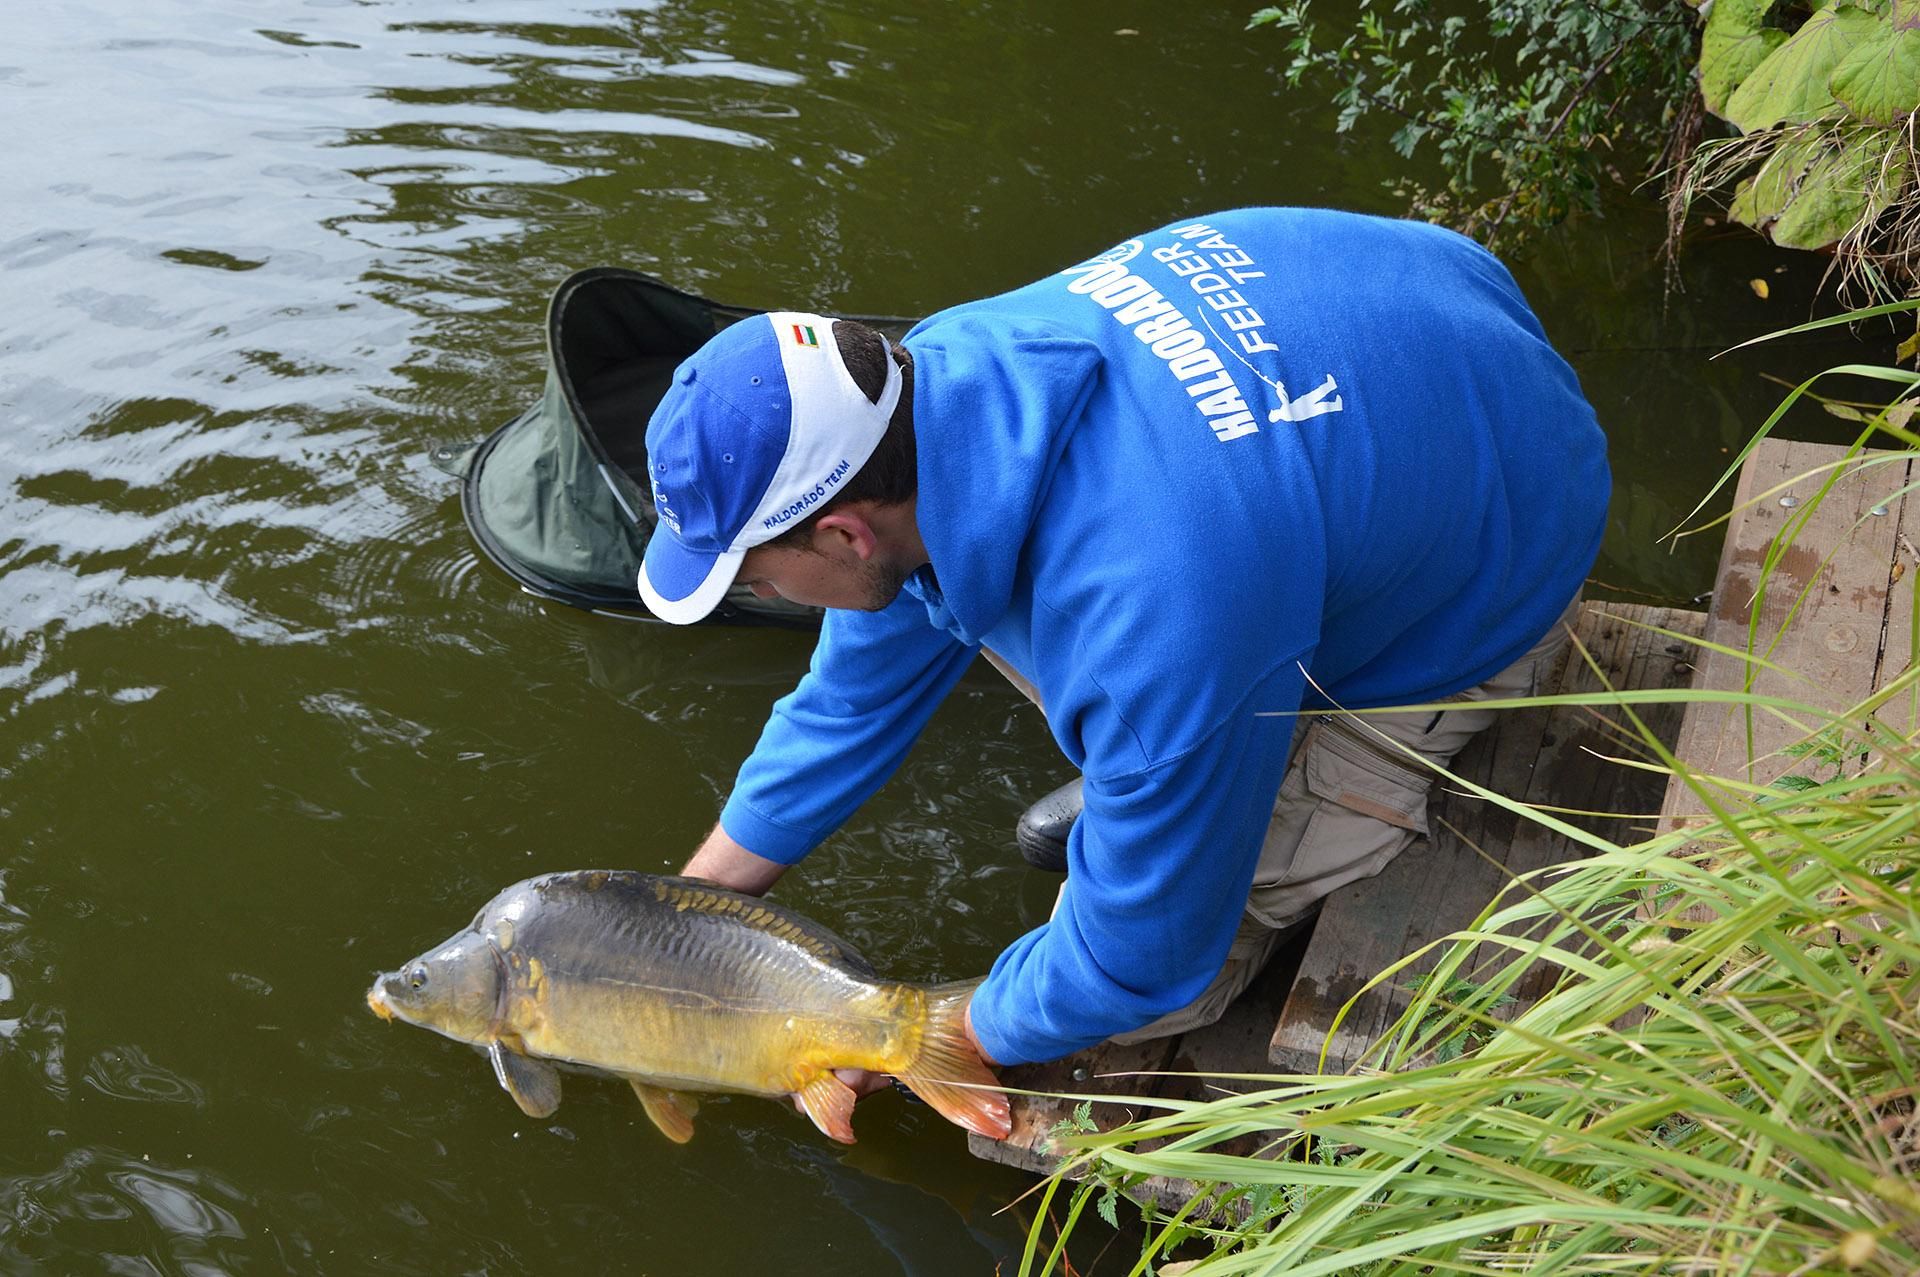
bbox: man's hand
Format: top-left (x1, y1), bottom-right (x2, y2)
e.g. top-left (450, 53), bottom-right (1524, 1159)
top-left (788, 997), bottom-right (1000, 1126)
top-left (685, 826), bottom-right (1006, 1127)
top-left (681, 821), bottom-right (787, 896)
top-left (787, 1067), bottom-right (892, 1120)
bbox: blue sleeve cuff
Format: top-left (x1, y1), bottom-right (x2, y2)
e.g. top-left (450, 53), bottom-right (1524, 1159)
top-left (970, 928), bottom-right (1103, 1066)
top-left (970, 982), bottom-right (1039, 1068)
top-left (717, 792), bottom-right (824, 867)
top-left (966, 660), bottom-right (1310, 1066)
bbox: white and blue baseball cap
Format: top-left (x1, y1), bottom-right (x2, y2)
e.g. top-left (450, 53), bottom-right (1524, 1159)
top-left (638, 311), bottom-right (903, 624)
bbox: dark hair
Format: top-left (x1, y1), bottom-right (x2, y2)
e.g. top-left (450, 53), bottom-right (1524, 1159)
top-left (768, 319), bottom-right (916, 548)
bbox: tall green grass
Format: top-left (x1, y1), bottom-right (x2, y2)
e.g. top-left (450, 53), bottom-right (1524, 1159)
top-left (1019, 327), bottom-right (1920, 1276)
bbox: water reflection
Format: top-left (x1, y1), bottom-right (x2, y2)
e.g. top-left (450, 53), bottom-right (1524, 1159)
top-left (5, 0), bottom-right (839, 691)
top-left (0, 1006), bottom-right (68, 1098)
top-left (803, 1141), bottom-right (1023, 1276)
top-left (0, 0), bottom-right (1864, 1273)
top-left (1, 1149), bottom-right (250, 1271)
top-left (82, 1046), bottom-right (208, 1108)
top-left (0, 873), bottom-right (65, 1104)
top-left (107, 1165), bottom-right (246, 1241)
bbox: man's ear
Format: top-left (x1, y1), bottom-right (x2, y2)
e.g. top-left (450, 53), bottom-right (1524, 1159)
top-left (812, 509), bottom-right (879, 562)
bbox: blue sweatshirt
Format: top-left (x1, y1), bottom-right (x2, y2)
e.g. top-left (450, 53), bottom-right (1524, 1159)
top-left (719, 208), bottom-right (1609, 1065)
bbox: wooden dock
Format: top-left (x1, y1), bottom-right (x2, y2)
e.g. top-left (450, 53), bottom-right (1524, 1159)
top-left (970, 437), bottom-right (1920, 1214)
top-left (1658, 438), bottom-right (1920, 829)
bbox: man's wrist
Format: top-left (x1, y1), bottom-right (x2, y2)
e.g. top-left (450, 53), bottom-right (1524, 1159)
top-left (681, 821), bottom-right (787, 896)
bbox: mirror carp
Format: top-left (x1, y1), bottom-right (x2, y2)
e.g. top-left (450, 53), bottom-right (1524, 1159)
top-left (366, 870), bottom-right (1011, 1145)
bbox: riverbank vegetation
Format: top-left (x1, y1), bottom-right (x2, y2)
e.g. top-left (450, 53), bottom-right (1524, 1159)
top-left (1250, 0), bottom-right (1696, 247)
top-left (1259, 0), bottom-right (1920, 299)
top-left (1017, 317), bottom-right (1920, 1273)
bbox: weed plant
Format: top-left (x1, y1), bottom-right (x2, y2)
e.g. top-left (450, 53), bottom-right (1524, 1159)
top-left (1018, 317), bottom-right (1920, 1276)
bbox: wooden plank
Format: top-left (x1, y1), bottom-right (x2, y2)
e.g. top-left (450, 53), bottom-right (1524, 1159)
top-left (1122, 929), bottom-right (1312, 1217)
top-left (1266, 811), bottom-right (1479, 1074)
top-left (1468, 605), bottom-right (1704, 1007)
top-left (1271, 602), bottom-right (1705, 1073)
top-left (1869, 456), bottom-right (1920, 742)
top-left (1660, 440), bottom-right (1910, 826)
top-left (969, 1033), bottom-right (1180, 1179)
top-left (1269, 625), bottom-right (1570, 1075)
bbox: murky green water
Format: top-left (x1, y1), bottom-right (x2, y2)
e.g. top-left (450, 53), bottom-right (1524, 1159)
top-left (0, 2), bottom-right (1878, 1272)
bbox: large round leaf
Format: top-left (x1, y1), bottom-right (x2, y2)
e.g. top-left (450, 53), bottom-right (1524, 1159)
top-left (1725, 4), bottom-right (1884, 130)
top-left (1830, 13), bottom-right (1920, 122)
top-left (1701, 0), bottom-right (1790, 116)
top-left (1728, 131), bottom-right (1826, 232)
top-left (1729, 126), bottom-right (1909, 248)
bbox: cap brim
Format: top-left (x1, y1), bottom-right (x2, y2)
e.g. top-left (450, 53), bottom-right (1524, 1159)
top-left (638, 533), bottom-right (746, 625)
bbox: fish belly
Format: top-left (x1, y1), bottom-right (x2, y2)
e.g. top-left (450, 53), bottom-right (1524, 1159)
top-left (525, 974), bottom-right (915, 1096)
top-left (501, 887), bottom-right (924, 1097)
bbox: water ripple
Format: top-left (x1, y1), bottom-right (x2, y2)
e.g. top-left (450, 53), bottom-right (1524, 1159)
top-left (82, 1044), bottom-right (209, 1108)
top-left (0, 1148), bottom-right (252, 1270)
top-left (0, 1004), bottom-right (68, 1096)
top-left (370, 103), bottom-right (770, 148)
top-left (329, 505), bottom-right (492, 616)
top-left (107, 1165), bottom-right (246, 1240)
top-left (0, 870), bottom-right (67, 1098)
top-left (300, 691), bottom-right (432, 754)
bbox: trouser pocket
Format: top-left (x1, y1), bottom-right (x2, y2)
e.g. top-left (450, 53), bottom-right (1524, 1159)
top-left (1247, 719), bottom-right (1435, 930)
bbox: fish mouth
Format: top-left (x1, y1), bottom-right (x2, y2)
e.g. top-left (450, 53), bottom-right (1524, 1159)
top-left (366, 982), bottom-right (395, 1023)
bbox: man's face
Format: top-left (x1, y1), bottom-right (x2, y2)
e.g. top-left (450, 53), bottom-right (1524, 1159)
top-left (737, 540), bottom-right (908, 613)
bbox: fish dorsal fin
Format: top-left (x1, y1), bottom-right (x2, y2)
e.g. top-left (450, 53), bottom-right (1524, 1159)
top-left (654, 877), bottom-right (875, 976)
top-left (489, 1040), bottom-right (562, 1119)
top-left (628, 1079), bottom-right (699, 1144)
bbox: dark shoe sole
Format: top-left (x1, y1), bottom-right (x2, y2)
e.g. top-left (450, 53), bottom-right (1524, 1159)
top-left (1014, 776), bottom-right (1082, 873)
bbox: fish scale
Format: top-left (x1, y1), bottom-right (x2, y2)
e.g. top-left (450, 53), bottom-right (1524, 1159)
top-left (367, 869), bottom-right (1009, 1145)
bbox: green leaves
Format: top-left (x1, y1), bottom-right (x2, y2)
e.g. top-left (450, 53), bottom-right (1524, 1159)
top-left (1728, 125), bottom-right (1909, 249)
top-left (1724, 3), bottom-right (1883, 130)
top-left (1700, 0), bottom-right (1790, 115)
top-left (1249, 0), bottom-right (1697, 247)
top-left (1270, 0), bottom-right (1920, 279)
top-left (1692, 2), bottom-right (1920, 255)
top-left (1830, 20), bottom-right (1920, 121)
top-left (1703, 0), bottom-right (1920, 133)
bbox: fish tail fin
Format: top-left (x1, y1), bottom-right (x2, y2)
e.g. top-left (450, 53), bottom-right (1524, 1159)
top-left (896, 979), bottom-right (1011, 1141)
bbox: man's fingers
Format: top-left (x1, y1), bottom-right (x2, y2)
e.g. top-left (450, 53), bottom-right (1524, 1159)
top-left (791, 1068), bottom-right (891, 1113)
top-left (837, 1068), bottom-right (891, 1099)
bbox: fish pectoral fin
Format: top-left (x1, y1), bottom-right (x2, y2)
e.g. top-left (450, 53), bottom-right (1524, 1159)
top-left (628, 1080), bottom-right (698, 1144)
top-left (488, 1040), bottom-right (562, 1119)
top-left (795, 1071), bottom-right (859, 1145)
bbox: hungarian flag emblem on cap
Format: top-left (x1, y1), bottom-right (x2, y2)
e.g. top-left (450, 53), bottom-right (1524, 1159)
top-left (791, 323), bottom-right (819, 347)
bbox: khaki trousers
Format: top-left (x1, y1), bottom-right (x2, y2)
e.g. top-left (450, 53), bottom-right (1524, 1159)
top-left (987, 599), bottom-right (1578, 1045)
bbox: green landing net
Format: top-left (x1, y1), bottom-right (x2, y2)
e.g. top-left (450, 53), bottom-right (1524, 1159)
top-left (450, 267), bottom-right (909, 627)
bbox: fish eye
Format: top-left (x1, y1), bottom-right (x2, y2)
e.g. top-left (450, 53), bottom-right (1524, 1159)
top-left (408, 965), bottom-right (429, 990)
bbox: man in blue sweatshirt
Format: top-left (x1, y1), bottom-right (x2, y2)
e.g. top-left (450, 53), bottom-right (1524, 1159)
top-left (635, 208), bottom-right (1610, 1098)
